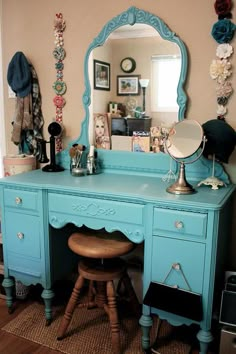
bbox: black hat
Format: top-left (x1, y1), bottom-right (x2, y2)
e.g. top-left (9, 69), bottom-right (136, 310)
top-left (202, 119), bottom-right (236, 163)
top-left (7, 51), bottom-right (32, 97)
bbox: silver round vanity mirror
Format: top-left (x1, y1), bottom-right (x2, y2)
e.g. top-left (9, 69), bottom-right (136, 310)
top-left (165, 120), bottom-right (205, 194)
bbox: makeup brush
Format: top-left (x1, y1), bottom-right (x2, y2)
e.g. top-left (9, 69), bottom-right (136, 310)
top-left (77, 144), bottom-right (84, 151)
top-left (75, 145), bottom-right (86, 168)
top-left (69, 147), bottom-right (77, 159)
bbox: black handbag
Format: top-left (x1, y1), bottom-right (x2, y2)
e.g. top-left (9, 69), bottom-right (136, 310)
top-left (143, 263), bottom-right (203, 322)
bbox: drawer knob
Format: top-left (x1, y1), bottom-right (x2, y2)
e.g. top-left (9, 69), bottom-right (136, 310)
top-left (175, 221), bottom-right (184, 229)
top-left (172, 263), bottom-right (180, 270)
top-left (15, 197), bottom-right (22, 205)
top-left (17, 232), bottom-right (24, 240)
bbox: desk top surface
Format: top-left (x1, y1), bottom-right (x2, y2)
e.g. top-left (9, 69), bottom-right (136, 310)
top-left (0, 169), bottom-right (235, 210)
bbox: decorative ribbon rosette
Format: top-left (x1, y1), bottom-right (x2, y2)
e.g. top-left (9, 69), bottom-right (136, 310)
top-left (210, 0), bottom-right (236, 120)
top-left (214, 0), bottom-right (232, 19)
top-left (53, 13), bottom-right (66, 152)
top-left (53, 80), bottom-right (67, 95)
top-left (53, 95), bottom-right (66, 108)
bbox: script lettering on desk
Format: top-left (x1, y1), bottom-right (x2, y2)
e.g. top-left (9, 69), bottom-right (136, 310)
top-left (72, 203), bottom-right (116, 217)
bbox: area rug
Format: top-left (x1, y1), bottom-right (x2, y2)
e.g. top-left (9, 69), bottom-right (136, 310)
top-left (2, 301), bottom-right (191, 354)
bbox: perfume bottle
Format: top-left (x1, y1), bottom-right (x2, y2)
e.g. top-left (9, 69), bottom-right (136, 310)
top-left (70, 157), bottom-right (77, 173)
top-left (87, 145), bottom-right (96, 174)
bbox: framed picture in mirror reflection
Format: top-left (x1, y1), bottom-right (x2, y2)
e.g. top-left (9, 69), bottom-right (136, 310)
top-left (117, 75), bottom-right (140, 96)
top-left (94, 60), bottom-right (110, 91)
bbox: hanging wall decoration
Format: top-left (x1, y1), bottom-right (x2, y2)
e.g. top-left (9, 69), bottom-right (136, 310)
top-left (53, 13), bottom-right (66, 152)
top-left (198, 1), bottom-right (236, 189)
top-left (210, 0), bottom-right (236, 120)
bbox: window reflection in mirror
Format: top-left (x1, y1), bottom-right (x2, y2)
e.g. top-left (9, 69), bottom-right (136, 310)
top-left (151, 55), bottom-right (181, 115)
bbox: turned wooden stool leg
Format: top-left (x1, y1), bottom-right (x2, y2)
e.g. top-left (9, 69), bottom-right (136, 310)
top-left (121, 271), bottom-right (141, 317)
top-left (96, 281), bottom-right (107, 308)
top-left (105, 280), bottom-right (121, 354)
top-left (86, 280), bottom-right (97, 309)
top-left (57, 274), bottom-right (85, 339)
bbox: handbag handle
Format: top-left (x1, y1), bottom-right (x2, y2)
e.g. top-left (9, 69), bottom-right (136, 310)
top-left (163, 263), bottom-right (192, 291)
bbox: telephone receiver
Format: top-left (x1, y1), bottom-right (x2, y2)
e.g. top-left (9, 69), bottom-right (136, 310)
top-left (37, 122), bottom-right (64, 172)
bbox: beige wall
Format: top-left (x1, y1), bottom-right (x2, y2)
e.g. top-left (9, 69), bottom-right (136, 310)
top-left (2, 0), bottom-right (236, 266)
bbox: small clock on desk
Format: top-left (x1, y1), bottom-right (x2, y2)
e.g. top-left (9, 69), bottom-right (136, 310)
top-left (120, 57), bottom-right (136, 73)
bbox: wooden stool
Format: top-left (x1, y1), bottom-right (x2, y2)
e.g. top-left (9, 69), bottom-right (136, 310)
top-left (57, 230), bottom-right (140, 354)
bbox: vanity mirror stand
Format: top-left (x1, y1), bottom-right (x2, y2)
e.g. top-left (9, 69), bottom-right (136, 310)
top-left (0, 7), bottom-right (235, 354)
top-left (165, 120), bottom-right (206, 195)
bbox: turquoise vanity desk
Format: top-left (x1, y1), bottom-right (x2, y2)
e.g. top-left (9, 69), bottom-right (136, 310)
top-left (0, 164), bottom-right (234, 354)
top-left (0, 7), bottom-right (235, 354)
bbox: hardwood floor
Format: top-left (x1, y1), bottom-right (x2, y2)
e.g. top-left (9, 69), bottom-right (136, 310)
top-left (0, 296), bottom-right (219, 354)
top-left (0, 298), bottom-right (61, 354)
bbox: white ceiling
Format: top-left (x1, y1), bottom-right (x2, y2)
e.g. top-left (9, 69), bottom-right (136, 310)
top-left (109, 24), bottom-right (159, 40)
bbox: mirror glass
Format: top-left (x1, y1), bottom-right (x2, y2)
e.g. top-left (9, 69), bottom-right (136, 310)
top-left (167, 120), bottom-right (203, 159)
top-left (92, 24), bottom-right (181, 130)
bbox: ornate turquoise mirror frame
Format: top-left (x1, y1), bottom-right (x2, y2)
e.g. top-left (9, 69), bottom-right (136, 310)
top-left (57, 6), bottom-right (229, 183)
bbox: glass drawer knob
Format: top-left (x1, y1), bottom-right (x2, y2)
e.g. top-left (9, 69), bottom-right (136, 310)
top-left (175, 221), bottom-right (183, 229)
top-left (17, 232), bottom-right (24, 240)
top-left (15, 197), bottom-right (22, 205)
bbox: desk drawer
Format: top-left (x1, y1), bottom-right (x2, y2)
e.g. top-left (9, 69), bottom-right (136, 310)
top-left (8, 253), bottom-right (42, 278)
top-left (152, 236), bottom-right (205, 294)
top-left (153, 208), bottom-right (207, 240)
top-left (5, 212), bottom-right (41, 259)
top-left (4, 188), bottom-right (39, 213)
top-left (48, 193), bottom-right (144, 225)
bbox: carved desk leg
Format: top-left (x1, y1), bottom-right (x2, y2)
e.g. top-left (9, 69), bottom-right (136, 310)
top-left (2, 277), bottom-right (14, 314)
top-left (197, 329), bottom-right (213, 354)
top-left (41, 288), bottom-right (55, 326)
top-left (139, 313), bottom-right (153, 350)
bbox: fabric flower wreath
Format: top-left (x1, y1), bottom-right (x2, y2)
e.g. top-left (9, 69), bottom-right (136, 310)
top-left (217, 104), bottom-right (227, 116)
top-left (53, 47), bottom-right (65, 61)
top-left (210, 59), bottom-right (232, 83)
top-left (210, 0), bottom-right (235, 121)
top-left (56, 71), bottom-right (63, 79)
top-left (211, 19), bottom-right (235, 43)
top-left (214, 0), bottom-right (232, 18)
top-left (53, 95), bottom-right (66, 108)
top-left (216, 43), bottom-right (233, 58)
top-left (54, 13), bottom-right (66, 32)
top-left (55, 62), bottom-right (64, 71)
top-left (53, 80), bottom-right (67, 95)
top-left (216, 80), bottom-right (233, 97)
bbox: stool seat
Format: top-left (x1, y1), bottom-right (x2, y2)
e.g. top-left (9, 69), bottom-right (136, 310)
top-left (69, 230), bottom-right (135, 258)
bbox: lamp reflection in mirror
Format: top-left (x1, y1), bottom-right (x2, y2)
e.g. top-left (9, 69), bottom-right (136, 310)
top-left (139, 79), bottom-right (149, 117)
